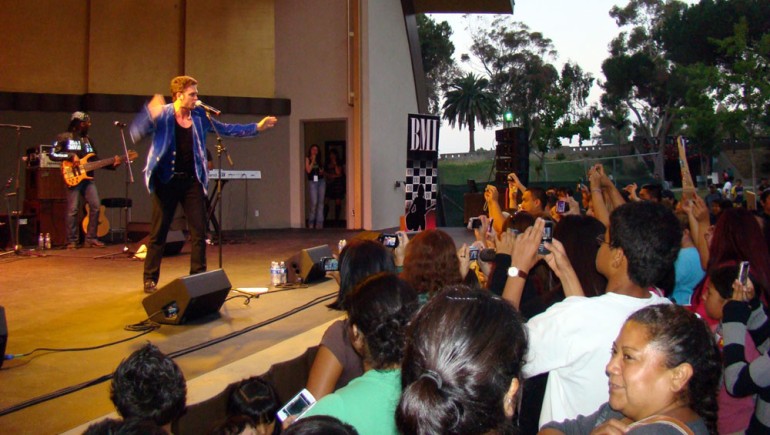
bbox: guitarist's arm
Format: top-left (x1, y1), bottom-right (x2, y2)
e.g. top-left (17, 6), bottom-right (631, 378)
top-left (50, 136), bottom-right (78, 163)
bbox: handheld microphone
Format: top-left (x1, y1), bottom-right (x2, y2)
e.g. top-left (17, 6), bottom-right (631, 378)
top-left (113, 121), bottom-right (127, 128)
top-left (195, 100), bottom-right (222, 116)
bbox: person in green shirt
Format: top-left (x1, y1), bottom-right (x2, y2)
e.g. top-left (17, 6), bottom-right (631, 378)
top-left (302, 273), bottom-right (418, 435)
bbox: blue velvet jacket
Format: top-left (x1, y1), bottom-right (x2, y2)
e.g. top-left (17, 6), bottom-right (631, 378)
top-left (129, 103), bottom-right (259, 193)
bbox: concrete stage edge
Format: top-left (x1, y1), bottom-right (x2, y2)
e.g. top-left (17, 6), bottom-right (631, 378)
top-left (0, 227), bottom-right (474, 434)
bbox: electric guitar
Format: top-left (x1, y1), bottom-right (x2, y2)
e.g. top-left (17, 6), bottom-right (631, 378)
top-left (82, 205), bottom-right (110, 238)
top-left (61, 150), bottom-right (138, 187)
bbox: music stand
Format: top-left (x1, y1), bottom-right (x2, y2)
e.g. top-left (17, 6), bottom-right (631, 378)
top-left (0, 123), bottom-right (32, 256)
top-left (95, 123), bottom-right (136, 259)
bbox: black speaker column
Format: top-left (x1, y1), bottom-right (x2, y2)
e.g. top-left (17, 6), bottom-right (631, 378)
top-left (495, 127), bottom-right (529, 186)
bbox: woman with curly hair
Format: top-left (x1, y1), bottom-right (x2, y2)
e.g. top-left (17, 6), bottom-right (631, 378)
top-left (303, 272), bottom-right (418, 435)
top-left (541, 304), bottom-right (721, 435)
top-left (401, 229), bottom-right (463, 300)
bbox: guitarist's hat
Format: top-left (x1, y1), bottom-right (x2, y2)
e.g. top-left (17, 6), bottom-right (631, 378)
top-left (71, 111), bottom-right (90, 122)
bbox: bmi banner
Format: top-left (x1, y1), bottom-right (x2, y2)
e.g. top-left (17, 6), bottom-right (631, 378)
top-left (404, 114), bottom-right (440, 231)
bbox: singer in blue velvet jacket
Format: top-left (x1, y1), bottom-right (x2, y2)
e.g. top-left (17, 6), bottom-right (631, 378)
top-left (128, 75), bottom-right (277, 293)
top-left (129, 103), bottom-right (258, 194)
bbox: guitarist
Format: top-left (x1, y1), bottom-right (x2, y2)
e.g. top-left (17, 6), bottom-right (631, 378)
top-left (51, 111), bottom-right (121, 249)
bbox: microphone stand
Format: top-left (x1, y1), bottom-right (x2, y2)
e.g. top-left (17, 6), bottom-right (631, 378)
top-left (205, 111), bottom-right (234, 269)
top-left (0, 124), bottom-right (32, 255)
top-left (95, 124), bottom-right (135, 259)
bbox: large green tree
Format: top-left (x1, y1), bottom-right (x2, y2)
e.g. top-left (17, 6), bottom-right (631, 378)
top-left (467, 17), bottom-right (593, 178)
top-left (600, 0), bottom-right (690, 180)
top-left (417, 14), bottom-right (457, 115)
top-left (712, 20), bottom-right (770, 189)
top-left (441, 72), bottom-right (500, 153)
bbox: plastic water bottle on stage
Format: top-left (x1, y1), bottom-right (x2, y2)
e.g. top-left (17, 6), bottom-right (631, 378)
top-left (44, 233), bottom-right (51, 250)
top-left (279, 261), bottom-right (287, 284)
top-left (38, 233), bottom-right (44, 250)
top-left (270, 261), bottom-right (281, 286)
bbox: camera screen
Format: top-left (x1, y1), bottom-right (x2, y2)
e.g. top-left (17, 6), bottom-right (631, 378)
top-left (323, 258), bottom-right (338, 271)
top-left (382, 236), bottom-right (397, 247)
top-left (285, 394), bottom-right (312, 416)
top-left (469, 248), bottom-right (479, 260)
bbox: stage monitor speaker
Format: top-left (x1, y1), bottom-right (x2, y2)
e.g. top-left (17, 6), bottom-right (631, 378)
top-left (0, 306), bottom-right (7, 369)
top-left (142, 269), bottom-right (231, 325)
top-left (285, 245), bottom-right (332, 284)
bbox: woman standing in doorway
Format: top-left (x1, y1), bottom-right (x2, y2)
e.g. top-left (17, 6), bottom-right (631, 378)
top-left (305, 144), bottom-right (325, 229)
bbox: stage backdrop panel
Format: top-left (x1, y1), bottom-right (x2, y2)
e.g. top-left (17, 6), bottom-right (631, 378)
top-left (404, 114), bottom-right (439, 231)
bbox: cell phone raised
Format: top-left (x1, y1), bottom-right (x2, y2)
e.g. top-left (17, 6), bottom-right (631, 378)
top-left (556, 200), bottom-right (569, 214)
top-left (277, 388), bottom-right (316, 422)
top-left (738, 261), bottom-right (750, 286)
top-left (469, 247), bottom-right (479, 261)
top-left (538, 220), bottom-right (554, 255)
top-left (321, 257), bottom-right (339, 272)
top-left (377, 233), bottom-right (399, 248)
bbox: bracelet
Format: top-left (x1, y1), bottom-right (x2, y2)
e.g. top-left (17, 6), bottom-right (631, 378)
top-left (591, 188), bottom-right (602, 194)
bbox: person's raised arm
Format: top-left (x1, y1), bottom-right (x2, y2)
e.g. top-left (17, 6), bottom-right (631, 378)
top-left (597, 164), bottom-right (626, 209)
top-left (588, 166), bottom-right (610, 227)
top-left (502, 219), bottom-right (544, 309)
top-left (543, 239), bottom-right (584, 297)
top-left (511, 172), bottom-right (527, 193)
top-left (485, 185), bottom-right (505, 235)
top-left (257, 116), bottom-right (278, 131)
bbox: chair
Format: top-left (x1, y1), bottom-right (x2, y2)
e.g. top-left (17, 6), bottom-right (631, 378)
top-left (100, 197), bottom-right (132, 242)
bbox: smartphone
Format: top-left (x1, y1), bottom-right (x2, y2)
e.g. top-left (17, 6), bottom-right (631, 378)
top-left (738, 261), bottom-right (750, 286)
top-left (556, 200), bottom-right (569, 214)
top-left (321, 257), bottom-right (339, 272)
top-left (277, 388), bottom-right (316, 422)
top-left (538, 221), bottom-right (554, 255)
top-left (469, 247), bottom-right (479, 261)
top-left (378, 233), bottom-right (399, 248)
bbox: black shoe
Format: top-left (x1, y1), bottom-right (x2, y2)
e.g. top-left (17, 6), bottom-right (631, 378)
top-left (143, 280), bottom-right (157, 294)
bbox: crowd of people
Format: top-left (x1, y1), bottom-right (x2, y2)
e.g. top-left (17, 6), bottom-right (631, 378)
top-left (86, 164), bottom-right (769, 434)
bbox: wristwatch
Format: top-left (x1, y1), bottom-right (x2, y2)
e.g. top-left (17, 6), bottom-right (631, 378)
top-left (507, 266), bottom-right (528, 279)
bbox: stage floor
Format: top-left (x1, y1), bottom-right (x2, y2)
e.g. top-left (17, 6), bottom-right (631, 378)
top-left (0, 227), bottom-right (474, 434)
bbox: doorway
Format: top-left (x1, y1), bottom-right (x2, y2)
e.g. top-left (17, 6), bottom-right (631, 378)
top-left (302, 120), bottom-right (347, 229)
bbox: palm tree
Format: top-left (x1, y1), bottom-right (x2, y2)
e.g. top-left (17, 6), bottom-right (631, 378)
top-left (442, 73), bottom-right (500, 153)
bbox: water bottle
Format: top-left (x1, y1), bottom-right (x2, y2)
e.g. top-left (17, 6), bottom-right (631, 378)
top-left (279, 261), bottom-right (287, 284)
top-left (38, 233), bottom-right (45, 250)
top-left (270, 261), bottom-right (281, 286)
top-left (44, 233), bottom-right (51, 250)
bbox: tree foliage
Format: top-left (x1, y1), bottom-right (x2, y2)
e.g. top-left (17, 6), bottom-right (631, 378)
top-left (466, 17), bottom-right (593, 177)
top-left (441, 72), bottom-right (500, 153)
top-left (416, 14), bottom-right (457, 115)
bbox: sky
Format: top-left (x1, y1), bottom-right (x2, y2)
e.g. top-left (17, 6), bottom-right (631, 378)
top-left (430, 0), bottom-right (697, 155)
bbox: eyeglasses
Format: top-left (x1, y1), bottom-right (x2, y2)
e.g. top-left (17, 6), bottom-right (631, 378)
top-left (595, 235), bottom-right (610, 247)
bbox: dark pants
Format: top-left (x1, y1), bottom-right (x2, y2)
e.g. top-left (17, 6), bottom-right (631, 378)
top-left (143, 175), bottom-right (207, 283)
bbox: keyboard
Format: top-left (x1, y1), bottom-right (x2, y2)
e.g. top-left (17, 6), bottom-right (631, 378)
top-left (208, 170), bottom-right (261, 180)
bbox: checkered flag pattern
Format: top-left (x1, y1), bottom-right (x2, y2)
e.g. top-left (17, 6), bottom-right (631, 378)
top-left (405, 158), bottom-right (437, 207)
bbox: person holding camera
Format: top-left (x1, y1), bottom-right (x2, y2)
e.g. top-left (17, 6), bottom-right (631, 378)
top-left (502, 201), bottom-right (678, 428)
top-left (305, 144), bottom-right (325, 229)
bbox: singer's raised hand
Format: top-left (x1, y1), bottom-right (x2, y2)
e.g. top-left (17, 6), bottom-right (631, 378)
top-left (257, 116), bottom-right (278, 131)
top-left (147, 94), bottom-right (166, 121)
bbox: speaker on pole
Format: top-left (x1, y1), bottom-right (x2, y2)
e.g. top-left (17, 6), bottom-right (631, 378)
top-left (285, 245), bottom-right (333, 284)
top-left (142, 269), bottom-right (231, 325)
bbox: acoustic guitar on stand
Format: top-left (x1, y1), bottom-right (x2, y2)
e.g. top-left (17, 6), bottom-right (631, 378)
top-left (61, 150), bottom-right (138, 187)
